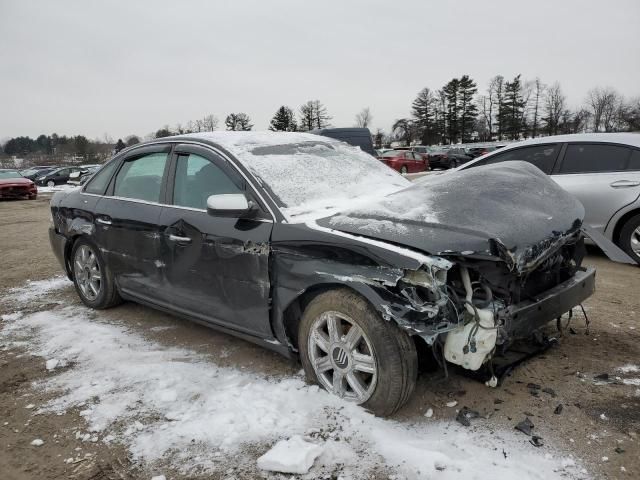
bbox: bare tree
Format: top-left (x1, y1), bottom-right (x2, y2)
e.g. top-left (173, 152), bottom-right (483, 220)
top-left (298, 100), bottom-right (332, 131)
top-left (542, 82), bottom-right (566, 135)
top-left (587, 87), bottom-right (621, 132)
top-left (479, 75), bottom-right (503, 140)
top-left (529, 78), bottom-right (546, 138)
top-left (354, 107), bottom-right (373, 128)
top-left (202, 114), bottom-right (219, 131)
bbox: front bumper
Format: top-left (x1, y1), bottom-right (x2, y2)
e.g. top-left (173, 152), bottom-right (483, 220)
top-left (496, 266), bottom-right (596, 344)
top-left (49, 226), bottom-right (71, 278)
top-left (0, 187), bottom-right (36, 198)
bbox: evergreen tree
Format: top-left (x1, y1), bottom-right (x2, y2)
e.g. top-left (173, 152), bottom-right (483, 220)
top-left (269, 106), bottom-right (298, 131)
top-left (125, 135), bottom-right (140, 147)
top-left (155, 128), bottom-right (172, 138)
top-left (492, 76), bottom-right (506, 140)
top-left (225, 113), bottom-right (253, 131)
top-left (501, 75), bottom-right (526, 140)
top-left (443, 78), bottom-right (461, 143)
top-left (458, 75), bottom-right (478, 143)
top-left (114, 138), bottom-right (126, 153)
top-left (411, 88), bottom-right (437, 144)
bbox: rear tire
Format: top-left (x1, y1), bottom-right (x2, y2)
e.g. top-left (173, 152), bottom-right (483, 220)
top-left (298, 289), bottom-right (418, 417)
top-left (618, 213), bottom-right (640, 264)
top-left (71, 238), bottom-right (122, 309)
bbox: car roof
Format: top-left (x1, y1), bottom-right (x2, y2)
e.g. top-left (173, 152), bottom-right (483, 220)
top-left (495, 132), bottom-right (640, 149)
top-left (457, 132), bottom-right (640, 171)
top-left (123, 131), bottom-right (345, 161)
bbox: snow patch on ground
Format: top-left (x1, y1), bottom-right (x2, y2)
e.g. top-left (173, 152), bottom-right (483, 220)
top-left (618, 364), bottom-right (639, 374)
top-left (37, 184), bottom-right (78, 194)
top-left (0, 278), bottom-right (586, 478)
top-left (257, 435), bottom-right (323, 474)
top-left (5, 276), bottom-right (71, 303)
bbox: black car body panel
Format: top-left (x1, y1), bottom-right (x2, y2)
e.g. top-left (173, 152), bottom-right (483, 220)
top-left (49, 134), bottom-right (595, 363)
top-left (318, 162), bottom-right (584, 274)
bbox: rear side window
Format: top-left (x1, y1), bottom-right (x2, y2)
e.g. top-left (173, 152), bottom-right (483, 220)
top-left (559, 144), bottom-right (631, 174)
top-left (628, 150), bottom-right (640, 171)
top-left (113, 152), bottom-right (168, 202)
top-left (483, 144), bottom-right (560, 174)
top-left (84, 160), bottom-right (119, 195)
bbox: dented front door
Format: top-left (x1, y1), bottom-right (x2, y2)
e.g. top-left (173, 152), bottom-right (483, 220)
top-left (157, 206), bottom-right (273, 337)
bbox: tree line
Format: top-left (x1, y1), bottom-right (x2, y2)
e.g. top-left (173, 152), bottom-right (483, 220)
top-left (151, 99), bottom-right (333, 141)
top-left (390, 76), bottom-right (640, 147)
top-left (3, 82), bottom-right (638, 159)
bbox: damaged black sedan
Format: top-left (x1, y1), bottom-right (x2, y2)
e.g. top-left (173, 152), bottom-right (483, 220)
top-left (49, 132), bottom-right (595, 416)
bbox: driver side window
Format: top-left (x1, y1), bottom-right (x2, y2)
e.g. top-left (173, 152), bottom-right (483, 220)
top-left (173, 153), bottom-right (242, 210)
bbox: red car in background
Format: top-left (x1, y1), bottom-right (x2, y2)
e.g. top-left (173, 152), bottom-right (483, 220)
top-left (0, 169), bottom-right (38, 200)
top-left (378, 150), bottom-right (430, 174)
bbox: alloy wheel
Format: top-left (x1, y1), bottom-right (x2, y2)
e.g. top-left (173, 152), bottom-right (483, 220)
top-left (631, 226), bottom-right (640, 255)
top-left (74, 245), bottom-right (102, 301)
top-left (308, 311), bottom-right (378, 403)
top-left (47, 180), bottom-right (55, 187)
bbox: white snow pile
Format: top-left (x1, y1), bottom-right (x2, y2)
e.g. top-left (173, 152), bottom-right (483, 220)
top-left (5, 276), bottom-right (71, 303)
top-left (37, 184), bottom-right (77, 194)
top-left (0, 279), bottom-right (586, 479)
top-left (257, 435), bottom-right (323, 474)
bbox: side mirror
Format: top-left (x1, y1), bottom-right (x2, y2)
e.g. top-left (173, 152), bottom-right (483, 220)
top-left (206, 193), bottom-right (255, 217)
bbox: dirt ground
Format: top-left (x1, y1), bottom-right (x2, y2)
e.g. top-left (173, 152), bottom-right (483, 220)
top-left (1, 195), bottom-right (639, 479)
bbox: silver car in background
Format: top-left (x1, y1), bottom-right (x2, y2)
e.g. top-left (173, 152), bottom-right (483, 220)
top-left (456, 133), bottom-right (640, 264)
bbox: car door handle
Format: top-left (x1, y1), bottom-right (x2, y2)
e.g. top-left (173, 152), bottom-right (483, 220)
top-left (167, 234), bottom-right (192, 244)
top-left (610, 180), bottom-right (640, 188)
top-left (96, 217), bottom-right (112, 225)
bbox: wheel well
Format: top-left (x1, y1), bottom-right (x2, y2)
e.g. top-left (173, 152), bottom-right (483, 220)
top-left (63, 234), bottom-right (82, 278)
top-left (612, 208), bottom-right (640, 245)
top-left (280, 283), bottom-right (434, 368)
top-left (281, 283), bottom-right (342, 351)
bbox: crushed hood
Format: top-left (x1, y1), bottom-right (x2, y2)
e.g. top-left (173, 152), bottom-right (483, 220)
top-left (316, 161), bottom-right (585, 273)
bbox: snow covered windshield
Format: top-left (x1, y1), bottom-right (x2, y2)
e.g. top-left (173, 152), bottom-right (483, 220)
top-left (242, 140), bottom-right (410, 222)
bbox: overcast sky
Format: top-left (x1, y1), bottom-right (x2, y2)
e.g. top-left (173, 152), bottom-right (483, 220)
top-left (1, 0), bottom-right (639, 141)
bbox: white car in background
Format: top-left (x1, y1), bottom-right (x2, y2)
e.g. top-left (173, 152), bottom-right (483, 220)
top-left (455, 133), bottom-right (640, 264)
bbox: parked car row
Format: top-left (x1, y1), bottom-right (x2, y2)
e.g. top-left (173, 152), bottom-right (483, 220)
top-left (15, 164), bottom-right (102, 187)
top-left (374, 143), bottom-right (507, 172)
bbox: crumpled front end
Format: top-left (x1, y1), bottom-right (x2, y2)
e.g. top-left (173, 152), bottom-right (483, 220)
top-left (366, 228), bottom-right (595, 374)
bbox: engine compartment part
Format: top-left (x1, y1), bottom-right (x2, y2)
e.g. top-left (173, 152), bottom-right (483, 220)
top-left (444, 267), bottom-right (497, 371)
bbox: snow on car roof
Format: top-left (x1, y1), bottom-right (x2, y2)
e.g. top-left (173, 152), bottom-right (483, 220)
top-left (181, 131), bottom-right (410, 222)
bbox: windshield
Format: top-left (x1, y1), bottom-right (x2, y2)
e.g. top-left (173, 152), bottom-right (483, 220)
top-left (380, 151), bottom-right (400, 158)
top-left (20, 169), bottom-right (38, 176)
top-left (0, 170), bottom-right (23, 179)
top-left (242, 141), bottom-right (410, 222)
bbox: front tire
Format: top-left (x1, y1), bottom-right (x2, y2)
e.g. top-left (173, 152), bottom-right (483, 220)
top-left (298, 289), bottom-right (417, 417)
top-left (71, 238), bottom-right (121, 309)
top-left (400, 166), bottom-right (408, 174)
top-left (618, 213), bottom-right (640, 264)
top-left (47, 180), bottom-right (55, 188)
